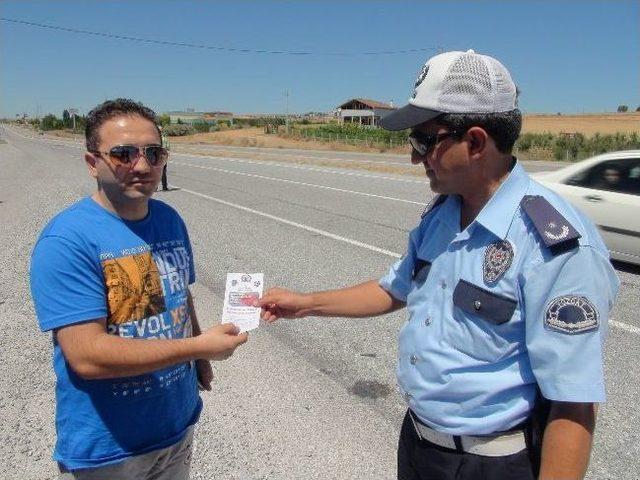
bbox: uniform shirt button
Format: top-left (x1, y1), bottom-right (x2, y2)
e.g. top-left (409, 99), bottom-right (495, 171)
top-left (404, 391), bottom-right (412, 402)
top-left (410, 354), bottom-right (418, 365)
top-left (440, 280), bottom-right (447, 289)
top-left (424, 317), bottom-right (432, 326)
top-left (474, 300), bottom-right (482, 310)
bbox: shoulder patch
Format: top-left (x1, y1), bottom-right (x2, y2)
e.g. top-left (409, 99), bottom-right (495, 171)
top-left (544, 295), bottom-right (599, 334)
top-left (421, 195), bottom-right (448, 218)
top-left (520, 195), bottom-right (581, 255)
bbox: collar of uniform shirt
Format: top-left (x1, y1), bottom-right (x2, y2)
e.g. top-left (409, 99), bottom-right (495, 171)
top-left (440, 160), bottom-right (530, 240)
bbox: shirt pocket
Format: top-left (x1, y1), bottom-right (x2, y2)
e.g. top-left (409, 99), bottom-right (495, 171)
top-left (453, 279), bottom-right (517, 325)
top-left (448, 279), bottom-right (519, 362)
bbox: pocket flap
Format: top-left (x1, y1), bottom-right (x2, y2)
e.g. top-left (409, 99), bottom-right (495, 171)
top-left (412, 259), bottom-right (432, 283)
top-left (452, 279), bottom-right (517, 325)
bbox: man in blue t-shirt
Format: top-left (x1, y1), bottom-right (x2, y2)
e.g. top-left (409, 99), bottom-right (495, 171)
top-left (30, 98), bottom-right (248, 479)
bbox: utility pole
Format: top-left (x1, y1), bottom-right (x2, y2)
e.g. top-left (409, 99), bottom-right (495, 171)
top-left (284, 89), bottom-right (290, 134)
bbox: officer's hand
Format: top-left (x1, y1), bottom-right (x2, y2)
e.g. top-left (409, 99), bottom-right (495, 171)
top-left (194, 323), bottom-right (248, 361)
top-left (258, 287), bottom-right (313, 322)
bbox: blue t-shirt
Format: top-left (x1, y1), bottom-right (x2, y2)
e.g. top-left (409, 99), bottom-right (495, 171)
top-left (30, 197), bottom-right (202, 470)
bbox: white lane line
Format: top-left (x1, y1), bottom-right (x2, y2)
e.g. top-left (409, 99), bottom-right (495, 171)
top-left (7, 126), bottom-right (639, 336)
top-left (173, 161), bottom-right (426, 206)
top-left (178, 145), bottom-right (408, 166)
top-left (610, 320), bottom-right (640, 335)
top-left (179, 187), bottom-right (403, 259)
top-left (5, 125), bottom-right (427, 185)
top-left (178, 185), bottom-right (639, 336)
top-left (176, 152), bottom-right (427, 184)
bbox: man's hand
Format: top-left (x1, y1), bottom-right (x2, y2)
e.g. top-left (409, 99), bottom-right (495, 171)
top-left (258, 287), bottom-right (314, 322)
top-left (193, 323), bottom-right (248, 361)
top-left (195, 359), bottom-right (214, 391)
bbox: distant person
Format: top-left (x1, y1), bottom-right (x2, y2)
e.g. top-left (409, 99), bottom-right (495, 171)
top-left (259, 50), bottom-right (619, 479)
top-left (161, 162), bottom-right (169, 191)
top-left (30, 98), bottom-right (248, 479)
top-left (601, 167), bottom-right (622, 190)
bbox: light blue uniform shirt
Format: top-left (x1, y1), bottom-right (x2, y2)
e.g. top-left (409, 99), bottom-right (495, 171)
top-left (380, 161), bottom-right (619, 435)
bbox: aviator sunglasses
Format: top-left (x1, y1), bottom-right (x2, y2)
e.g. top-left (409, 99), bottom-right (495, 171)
top-left (91, 144), bottom-right (168, 167)
top-left (408, 130), bottom-right (459, 156)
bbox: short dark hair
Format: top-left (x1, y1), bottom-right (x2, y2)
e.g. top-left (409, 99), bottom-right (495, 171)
top-left (85, 98), bottom-right (160, 152)
top-left (436, 109), bottom-right (522, 154)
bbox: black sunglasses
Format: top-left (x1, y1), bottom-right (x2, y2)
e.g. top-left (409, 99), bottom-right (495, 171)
top-left (92, 144), bottom-right (168, 167)
top-left (408, 130), bottom-right (459, 156)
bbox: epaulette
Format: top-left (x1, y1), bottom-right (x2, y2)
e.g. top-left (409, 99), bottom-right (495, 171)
top-left (520, 195), bottom-right (581, 256)
top-left (421, 194), bottom-right (447, 218)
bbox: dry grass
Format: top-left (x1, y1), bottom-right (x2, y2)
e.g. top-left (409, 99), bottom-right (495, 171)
top-left (168, 127), bottom-right (397, 153)
top-left (46, 130), bottom-right (82, 140)
top-left (522, 112), bottom-right (640, 135)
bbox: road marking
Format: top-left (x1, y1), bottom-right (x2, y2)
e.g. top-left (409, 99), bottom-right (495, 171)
top-left (3, 125), bottom-right (427, 184)
top-left (177, 152), bottom-right (427, 184)
top-left (178, 185), bottom-right (639, 336)
top-left (178, 145), bottom-right (408, 166)
top-left (7, 126), bottom-right (639, 336)
top-left (173, 161), bottom-right (426, 206)
top-left (610, 320), bottom-right (640, 335)
top-left (179, 187), bottom-right (403, 259)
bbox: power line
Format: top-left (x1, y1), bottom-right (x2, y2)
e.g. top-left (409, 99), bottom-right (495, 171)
top-left (1, 17), bottom-right (439, 57)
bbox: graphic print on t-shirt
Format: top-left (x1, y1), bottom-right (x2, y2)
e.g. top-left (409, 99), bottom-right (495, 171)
top-left (102, 252), bottom-right (166, 324)
top-left (101, 241), bottom-right (192, 340)
top-left (100, 241), bottom-right (194, 398)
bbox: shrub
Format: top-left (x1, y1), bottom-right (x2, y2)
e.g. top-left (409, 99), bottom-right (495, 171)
top-left (299, 123), bottom-right (408, 143)
top-left (515, 132), bottom-right (555, 152)
top-left (192, 121), bottom-right (212, 133)
top-left (40, 114), bottom-right (64, 131)
top-left (163, 124), bottom-right (195, 136)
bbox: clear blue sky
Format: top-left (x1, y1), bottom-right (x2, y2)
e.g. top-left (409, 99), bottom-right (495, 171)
top-left (1, 0), bottom-right (638, 118)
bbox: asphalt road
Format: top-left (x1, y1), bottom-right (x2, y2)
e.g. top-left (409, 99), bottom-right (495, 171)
top-left (1, 125), bottom-right (638, 479)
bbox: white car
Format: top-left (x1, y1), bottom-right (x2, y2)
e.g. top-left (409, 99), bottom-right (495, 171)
top-left (532, 150), bottom-right (640, 265)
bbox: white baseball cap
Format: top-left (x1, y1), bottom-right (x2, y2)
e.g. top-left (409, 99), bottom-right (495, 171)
top-left (380, 49), bottom-right (518, 131)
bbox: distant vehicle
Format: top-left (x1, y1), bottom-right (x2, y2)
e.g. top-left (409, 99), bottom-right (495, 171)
top-left (532, 150), bottom-right (640, 265)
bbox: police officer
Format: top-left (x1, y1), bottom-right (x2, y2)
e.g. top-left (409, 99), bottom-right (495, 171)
top-left (259, 50), bottom-right (619, 480)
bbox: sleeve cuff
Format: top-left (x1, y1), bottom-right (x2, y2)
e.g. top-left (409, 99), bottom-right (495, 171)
top-left (538, 380), bottom-right (606, 403)
top-left (39, 308), bottom-right (108, 332)
top-left (379, 276), bottom-right (407, 303)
